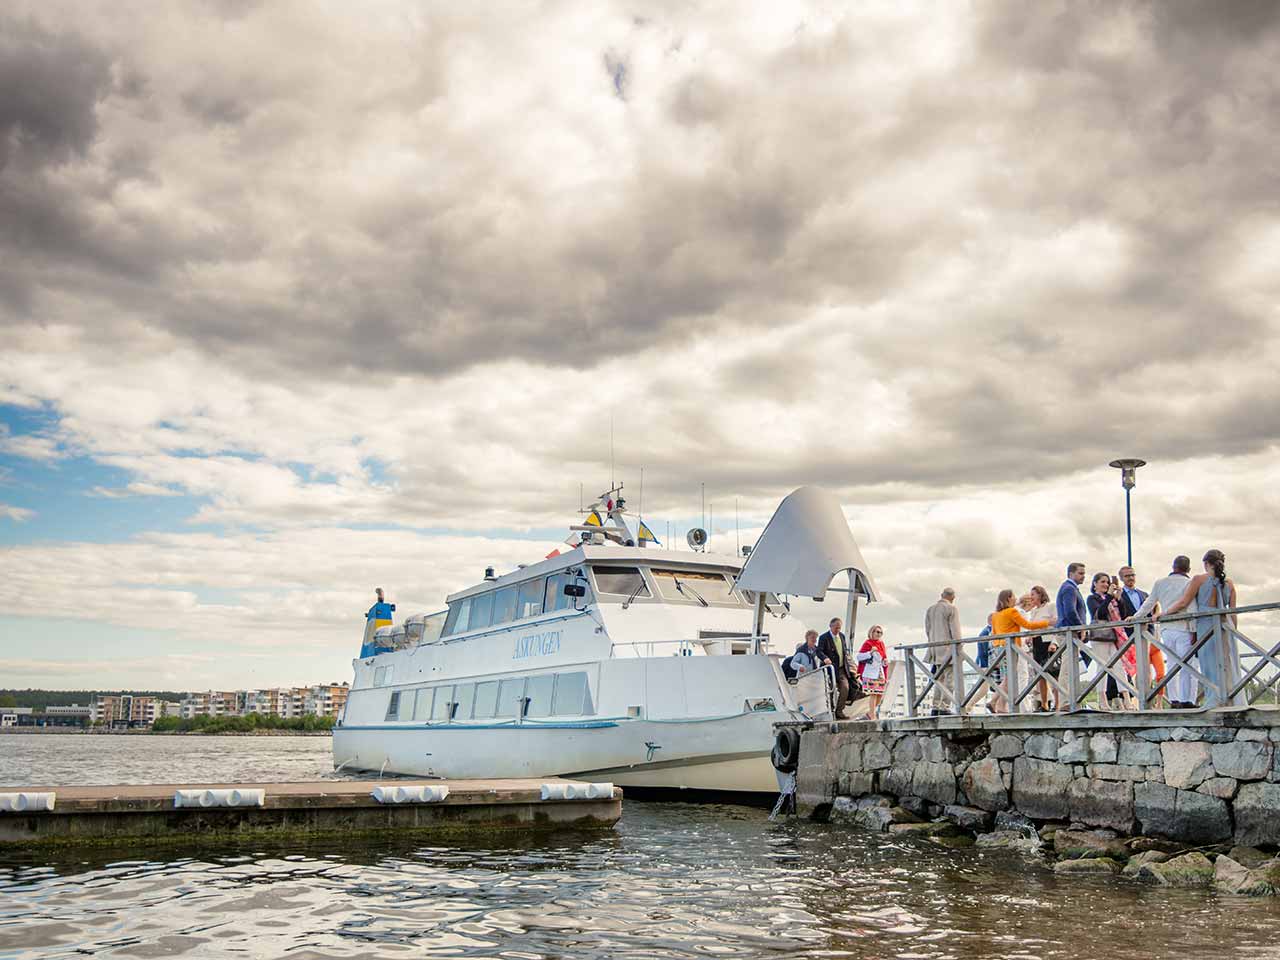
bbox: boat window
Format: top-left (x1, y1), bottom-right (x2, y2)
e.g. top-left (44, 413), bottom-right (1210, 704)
top-left (592, 565), bottom-right (650, 598)
top-left (473, 680), bottom-right (499, 719)
top-left (517, 580), bottom-right (543, 620)
top-left (495, 678), bottom-right (525, 718)
top-left (432, 686), bottom-right (453, 721)
top-left (373, 666), bottom-right (390, 687)
top-left (443, 597), bottom-right (471, 637)
top-left (385, 691), bottom-right (401, 721)
top-left (468, 592), bottom-right (494, 631)
top-left (524, 674), bottom-right (555, 718)
top-left (544, 572), bottom-right (568, 611)
top-left (651, 568), bottom-right (742, 605)
top-left (452, 683), bottom-right (474, 721)
top-left (412, 688), bottom-right (433, 721)
top-left (552, 672), bottom-right (592, 716)
top-left (492, 586), bottom-right (518, 626)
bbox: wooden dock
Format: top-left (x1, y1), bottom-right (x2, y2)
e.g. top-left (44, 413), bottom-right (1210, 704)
top-left (0, 778), bottom-right (622, 846)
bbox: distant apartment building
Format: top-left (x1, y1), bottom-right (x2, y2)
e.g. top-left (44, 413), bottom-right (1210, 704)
top-left (91, 695), bottom-right (173, 728)
top-left (45, 704), bottom-right (93, 719)
top-left (178, 683), bottom-right (349, 720)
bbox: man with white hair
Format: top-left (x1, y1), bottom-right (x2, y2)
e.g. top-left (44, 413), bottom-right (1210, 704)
top-left (924, 588), bottom-right (962, 715)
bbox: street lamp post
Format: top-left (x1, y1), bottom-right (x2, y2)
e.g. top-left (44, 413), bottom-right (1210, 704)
top-left (1109, 458), bottom-right (1146, 567)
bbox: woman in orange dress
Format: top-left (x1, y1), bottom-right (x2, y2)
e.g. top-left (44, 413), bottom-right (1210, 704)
top-left (990, 589), bottom-right (1051, 713)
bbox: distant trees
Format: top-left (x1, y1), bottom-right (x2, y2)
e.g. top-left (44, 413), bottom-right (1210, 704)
top-left (0, 689), bottom-right (184, 709)
top-left (151, 713), bottom-right (335, 734)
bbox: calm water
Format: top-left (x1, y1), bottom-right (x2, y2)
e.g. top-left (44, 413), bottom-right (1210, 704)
top-left (2, 734), bottom-right (1278, 959)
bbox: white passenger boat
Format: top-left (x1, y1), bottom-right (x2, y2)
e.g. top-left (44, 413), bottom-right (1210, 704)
top-left (333, 486), bottom-right (878, 796)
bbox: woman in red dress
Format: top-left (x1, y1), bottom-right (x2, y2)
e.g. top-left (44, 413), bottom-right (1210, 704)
top-left (856, 625), bottom-right (889, 719)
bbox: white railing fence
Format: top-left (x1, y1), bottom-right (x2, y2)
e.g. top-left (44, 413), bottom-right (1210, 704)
top-left (898, 602), bottom-right (1280, 717)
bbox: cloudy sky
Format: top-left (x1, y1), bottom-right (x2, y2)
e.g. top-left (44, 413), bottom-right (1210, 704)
top-left (2, 1), bottom-right (1279, 692)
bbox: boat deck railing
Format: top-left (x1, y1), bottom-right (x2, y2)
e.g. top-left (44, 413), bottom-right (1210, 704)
top-left (610, 636), bottom-right (772, 658)
top-left (897, 602), bottom-right (1280, 716)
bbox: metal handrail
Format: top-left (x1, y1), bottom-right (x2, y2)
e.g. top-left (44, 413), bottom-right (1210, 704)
top-left (897, 601), bottom-right (1279, 717)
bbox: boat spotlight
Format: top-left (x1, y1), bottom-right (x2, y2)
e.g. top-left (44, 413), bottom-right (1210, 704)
top-left (686, 527), bottom-right (708, 551)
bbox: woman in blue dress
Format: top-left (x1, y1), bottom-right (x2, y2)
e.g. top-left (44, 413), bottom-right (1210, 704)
top-left (1161, 549), bottom-right (1243, 707)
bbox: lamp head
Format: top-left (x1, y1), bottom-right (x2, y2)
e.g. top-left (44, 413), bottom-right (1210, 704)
top-left (1109, 458), bottom-right (1146, 490)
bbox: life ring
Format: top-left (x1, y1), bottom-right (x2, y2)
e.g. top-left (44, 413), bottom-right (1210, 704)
top-left (771, 727), bottom-right (801, 773)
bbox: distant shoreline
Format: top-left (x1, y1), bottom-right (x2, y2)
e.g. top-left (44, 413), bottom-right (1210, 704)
top-left (0, 728), bottom-right (333, 737)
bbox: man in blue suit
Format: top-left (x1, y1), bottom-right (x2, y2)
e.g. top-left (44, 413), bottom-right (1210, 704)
top-left (1056, 562), bottom-right (1087, 641)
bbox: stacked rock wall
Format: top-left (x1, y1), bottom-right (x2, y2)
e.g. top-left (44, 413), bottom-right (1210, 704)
top-left (794, 713), bottom-right (1280, 847)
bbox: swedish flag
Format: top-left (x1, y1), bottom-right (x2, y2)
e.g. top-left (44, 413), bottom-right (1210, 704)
top-left (638, 520), bottom-right (660, 545)
top-left (585, 510), bottom-right (603, 527)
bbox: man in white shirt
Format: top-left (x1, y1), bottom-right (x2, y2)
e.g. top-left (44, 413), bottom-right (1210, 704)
top-left (1136, 556), bottom-right (1198, 708)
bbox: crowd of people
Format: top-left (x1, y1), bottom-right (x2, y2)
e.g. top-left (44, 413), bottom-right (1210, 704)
top-left (922, 549), bottom-right (1239, 714)
top-left (784, 617), bottom-right (890, 720)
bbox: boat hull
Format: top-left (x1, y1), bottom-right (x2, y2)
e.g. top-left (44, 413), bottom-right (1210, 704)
top-left (332, 710), bottom-right (779, 793)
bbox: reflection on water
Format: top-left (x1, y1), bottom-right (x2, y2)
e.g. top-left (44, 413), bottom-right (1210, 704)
top-left (2, 735), bottom-right (1278, 958)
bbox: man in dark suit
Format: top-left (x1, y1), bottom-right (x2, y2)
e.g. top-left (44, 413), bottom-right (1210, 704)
top-left (817, 617), bottom-right (854, 719)
top-left (1116, 566), bottom-right (1149, 638)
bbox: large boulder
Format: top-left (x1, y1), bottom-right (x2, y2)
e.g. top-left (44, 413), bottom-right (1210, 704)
top-left (1134, 782), bottom-right (1177, 837)
top-left (942, 804), bottom-right (993, 832)
top-left (1011, 757), bottom-right (1072, 820)
top-left (1195, 777), bottom-right (1237, 800)
top-left (990, 734), bottom-right (1024, 759)
top-left (1068, 778), bottom-right (1134, 832)
top-left (1161, 741), bottom-right (1214, 789)
top-left (1228, 846), bottom-right (1272, 869)
top-left (1234, 782), bottom-right (1280, 848)
top-left (1085, 764), bottom-right (1147, 782)
top-left (1210, 740), bottom-right (1272, 781)
top-left (835, 796), bottom-right (924, 832)
top-left (864, 739), bottom-right (892, 770)
top-left (1215, 856), bottom-right (1280, 896)
top-left (1054, 857), bottom-right (1120, 875)
top-left (1058, 733), bottom-right (1090, 763)
top-left (893, 737), bottom-right (923, 765)
top-left (838, 741), bottom-right (865, 772)
top-left (1089, 733), bottom-right (1119, 763)
top-left (1122, 850), bottom-right (1170, 877)
top-left (911, 760), bottom-right (957, 806)
top-left (880, 763), bottom-right (913, 798)
top-left (1054, 829), bottom-right (1129, 861)
top-left (1024, 734), bottom-right (1060, 760)
top-left (1172, 789), bottom-right (1232, 843)
top-left (975, 830), bottom-right (1042, 854)
top-left (839, 771), bottom-right (875, 796)
top-left (1117, 737), bottom-right (1162, 766)
top-left (962, 757), bottom-right (1009, 812)
top-left (1137, 851), bottom-right (1215, 887)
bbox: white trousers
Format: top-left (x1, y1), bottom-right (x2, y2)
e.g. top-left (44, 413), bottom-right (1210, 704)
top-left (1162, 629), bottom-right (1198, 704)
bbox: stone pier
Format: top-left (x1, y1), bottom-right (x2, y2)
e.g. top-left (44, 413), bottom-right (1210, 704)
top-left (790, 706), bottom-right (1280, 849)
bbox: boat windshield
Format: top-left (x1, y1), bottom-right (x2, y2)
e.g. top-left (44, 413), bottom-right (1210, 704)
top-left (651, 569), bottom-right (745, 606)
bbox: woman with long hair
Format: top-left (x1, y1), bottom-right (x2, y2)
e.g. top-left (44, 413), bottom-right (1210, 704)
top-left (1161, 549), bottom-right (1243, 707)
top-left (990, 590), bottom-right (1050, 713)
top-left (856, 625), bottom-right (889, 719)
top-left (1086, 572), bottom-right (1131, 710)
